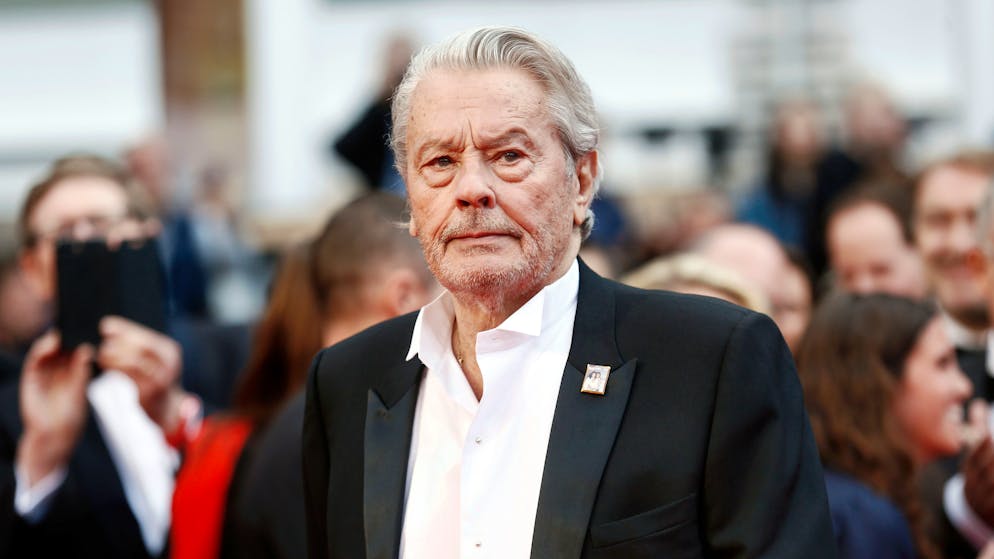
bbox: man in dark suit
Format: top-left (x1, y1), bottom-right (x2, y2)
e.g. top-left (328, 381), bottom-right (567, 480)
top-left (0, 156), bottom-right (201, 558)
top-left (303, 26), bottom-right (836, 558)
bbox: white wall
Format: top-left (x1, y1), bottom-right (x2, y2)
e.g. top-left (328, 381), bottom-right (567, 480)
top-left (0, 0), bottom-right (989, 222)
top-left (0, 2), bottom-right (162, 220)
top-left (247, 0), bottom-right (987, 211)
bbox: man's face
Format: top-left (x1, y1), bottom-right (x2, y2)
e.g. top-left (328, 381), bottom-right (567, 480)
top-left (20, 176), bottom-right (131, 301)
top-left (827, 202), bottom-right (926, 299)
top-left (914, 166), bottom-right (990, 328)
top-left (404, 68), bottom-right (595, 302)
top-left (776, 263), bottom-right (812, 355)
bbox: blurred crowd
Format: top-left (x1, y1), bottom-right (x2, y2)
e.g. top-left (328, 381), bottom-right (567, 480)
top-left (1, 30), bottom-right (994, 559)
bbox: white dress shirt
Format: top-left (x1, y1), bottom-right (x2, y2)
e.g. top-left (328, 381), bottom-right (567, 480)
top-left (400, 260), bottom-right (579, 559)
top-left (942, 310), bottom-right (987, 351)
top-left (14, 370), bottom-right (178, 555)
top-left (945, 473), bottom-right (992, 548)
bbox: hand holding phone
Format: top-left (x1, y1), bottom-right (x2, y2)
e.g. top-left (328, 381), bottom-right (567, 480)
top-left (16, 332), bottom-right (93, 484)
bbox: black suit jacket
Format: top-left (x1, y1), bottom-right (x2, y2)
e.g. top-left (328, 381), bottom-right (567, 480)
top-left (0, 381), bottom-right (155, 559)
top-left (303, 262), bottom-right (837, 558)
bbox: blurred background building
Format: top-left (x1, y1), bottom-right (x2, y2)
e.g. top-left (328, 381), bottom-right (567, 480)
top-left (1, 0), bottom-right (992, 288)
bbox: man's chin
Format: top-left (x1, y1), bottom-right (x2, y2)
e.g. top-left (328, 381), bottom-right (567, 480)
top-left (435, 257), bottom-right (536, 295)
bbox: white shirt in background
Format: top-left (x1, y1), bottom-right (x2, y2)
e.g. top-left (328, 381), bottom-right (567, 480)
top-left (14, 370), bottom-right (178, 555)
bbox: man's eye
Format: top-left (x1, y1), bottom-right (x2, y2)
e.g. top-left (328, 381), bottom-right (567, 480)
top-left (500, 151), bottom-right (522, 163)
top-left (432, 156), bottom-right (453, 168)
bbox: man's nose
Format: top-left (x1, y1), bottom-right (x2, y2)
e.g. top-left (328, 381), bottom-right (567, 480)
top-left (953, 367), bottom-right (973, 401)
top-left (70, 219), bottom-right (98, 241)
top-left (455, 159), bottom-right (495, 209)
top-left (949, 219), bottom-right (978, 254)
top-left (851, 273), bottom-right (877, 294)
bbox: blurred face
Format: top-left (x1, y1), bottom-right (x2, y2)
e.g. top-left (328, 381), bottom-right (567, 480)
top-left (775, 263), bottom-right (812, 354)
top-left (914, 166), bottom-right (990, 329)
top-left (404, 68), bottom-right (595, 304)
top-left (845, 90), bottom-right (905, 153)
top-left (697, 228), bottom-right (786, 301)
top-left (20, 176), bottom-right (131, 301)
top-left (827, 203), bottom-right (926, 298)
top-left (893, 317), bottom-right (972, 462)
top-left (775, 103), bottom-right (821, 164)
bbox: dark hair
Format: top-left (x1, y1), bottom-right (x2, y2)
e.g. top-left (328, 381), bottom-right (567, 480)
top-left (760, 98), bottom-right (823, 202)
top-left (796, 292), bottom-right (939, 559)
top-left (231, 245), bottom-right (324, 423)
top-left (18, 154), bottom-right (152, 248)
top-left (826, 181), bottom-right (915, 245)
top-left (232, 192), bottom-right (428, 424)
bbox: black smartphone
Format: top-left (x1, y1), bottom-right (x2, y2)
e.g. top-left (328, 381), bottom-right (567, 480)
top-left (56, 238), bottom-right (168, 351)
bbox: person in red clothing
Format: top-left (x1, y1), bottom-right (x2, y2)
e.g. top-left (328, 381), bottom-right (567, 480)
top-left (170, 192), bottom-right (436, 559)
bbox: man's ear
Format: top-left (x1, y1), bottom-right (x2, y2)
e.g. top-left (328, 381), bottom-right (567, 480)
top-left (573, 151), bottom-right (598, 227)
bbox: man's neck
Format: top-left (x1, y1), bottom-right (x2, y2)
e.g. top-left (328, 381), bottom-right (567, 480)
top-left (446, 253), bottom-right (579, 400)
top-left (449, 291), bottom-right (533, 401)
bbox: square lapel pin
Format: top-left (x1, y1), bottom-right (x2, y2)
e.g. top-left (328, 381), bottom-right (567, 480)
top-left (581, 364), bottom-right (611, 395)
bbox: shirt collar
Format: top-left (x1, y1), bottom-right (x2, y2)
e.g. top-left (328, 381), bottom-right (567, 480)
top-left (942, 310), bottom-right (987, 350)
top-left (406, 259), bottom-right (580, 364)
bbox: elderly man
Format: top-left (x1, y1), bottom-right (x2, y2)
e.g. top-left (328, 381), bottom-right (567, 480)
top-left (303, 27), bottom-right (835, 558)
top-left (0, 156), bottom-right (198, 558)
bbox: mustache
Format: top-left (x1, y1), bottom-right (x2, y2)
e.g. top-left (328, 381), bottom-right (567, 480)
top-left (439, 214), bottom-right (521, 243)
top-left (930, 250), bottom-right (976, 268)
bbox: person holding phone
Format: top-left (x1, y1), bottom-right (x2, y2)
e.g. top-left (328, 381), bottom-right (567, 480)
top-left (0, 155), bottom-right (201, 559)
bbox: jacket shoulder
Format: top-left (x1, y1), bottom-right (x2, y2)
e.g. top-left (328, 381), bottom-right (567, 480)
top-left (607, 279), bottom-right (766, 336)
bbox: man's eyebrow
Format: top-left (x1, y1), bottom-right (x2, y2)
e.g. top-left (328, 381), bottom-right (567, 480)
top-left (412, 138), bottom-right (461, 163)
top-left (482, 129), bottom-right (538, 150)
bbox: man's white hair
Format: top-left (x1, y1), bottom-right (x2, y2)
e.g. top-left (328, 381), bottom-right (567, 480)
top-left (390, 26), bottom-right (602, 239)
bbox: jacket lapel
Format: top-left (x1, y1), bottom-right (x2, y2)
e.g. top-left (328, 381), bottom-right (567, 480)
top-left (530, 261), bottom-right (638, 559)
top-left (363, 357), bottom-right (422, 559)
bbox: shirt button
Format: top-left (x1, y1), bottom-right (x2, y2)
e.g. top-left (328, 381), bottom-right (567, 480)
top-left (474, 436), bottom-right (483, 444)
top-left (475, 541), bottom-right (482, 548)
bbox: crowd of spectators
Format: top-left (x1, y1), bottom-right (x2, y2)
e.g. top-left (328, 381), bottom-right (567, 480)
top-left (1, 34), bottom-right (994, 559)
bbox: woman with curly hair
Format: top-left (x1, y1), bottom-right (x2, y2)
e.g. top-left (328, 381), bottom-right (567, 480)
top-left (797, 292), bottom-right (972, 558)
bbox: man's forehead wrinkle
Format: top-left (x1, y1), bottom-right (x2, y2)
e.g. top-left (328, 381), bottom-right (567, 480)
top-left (476, 128), bottom-right (539, 151)
top-left (411, 115), bottom-right (543, 155)
top-left (413, 134), bottom-right (465, 161)
top-left (406, 67), bottom-right (554, 164)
